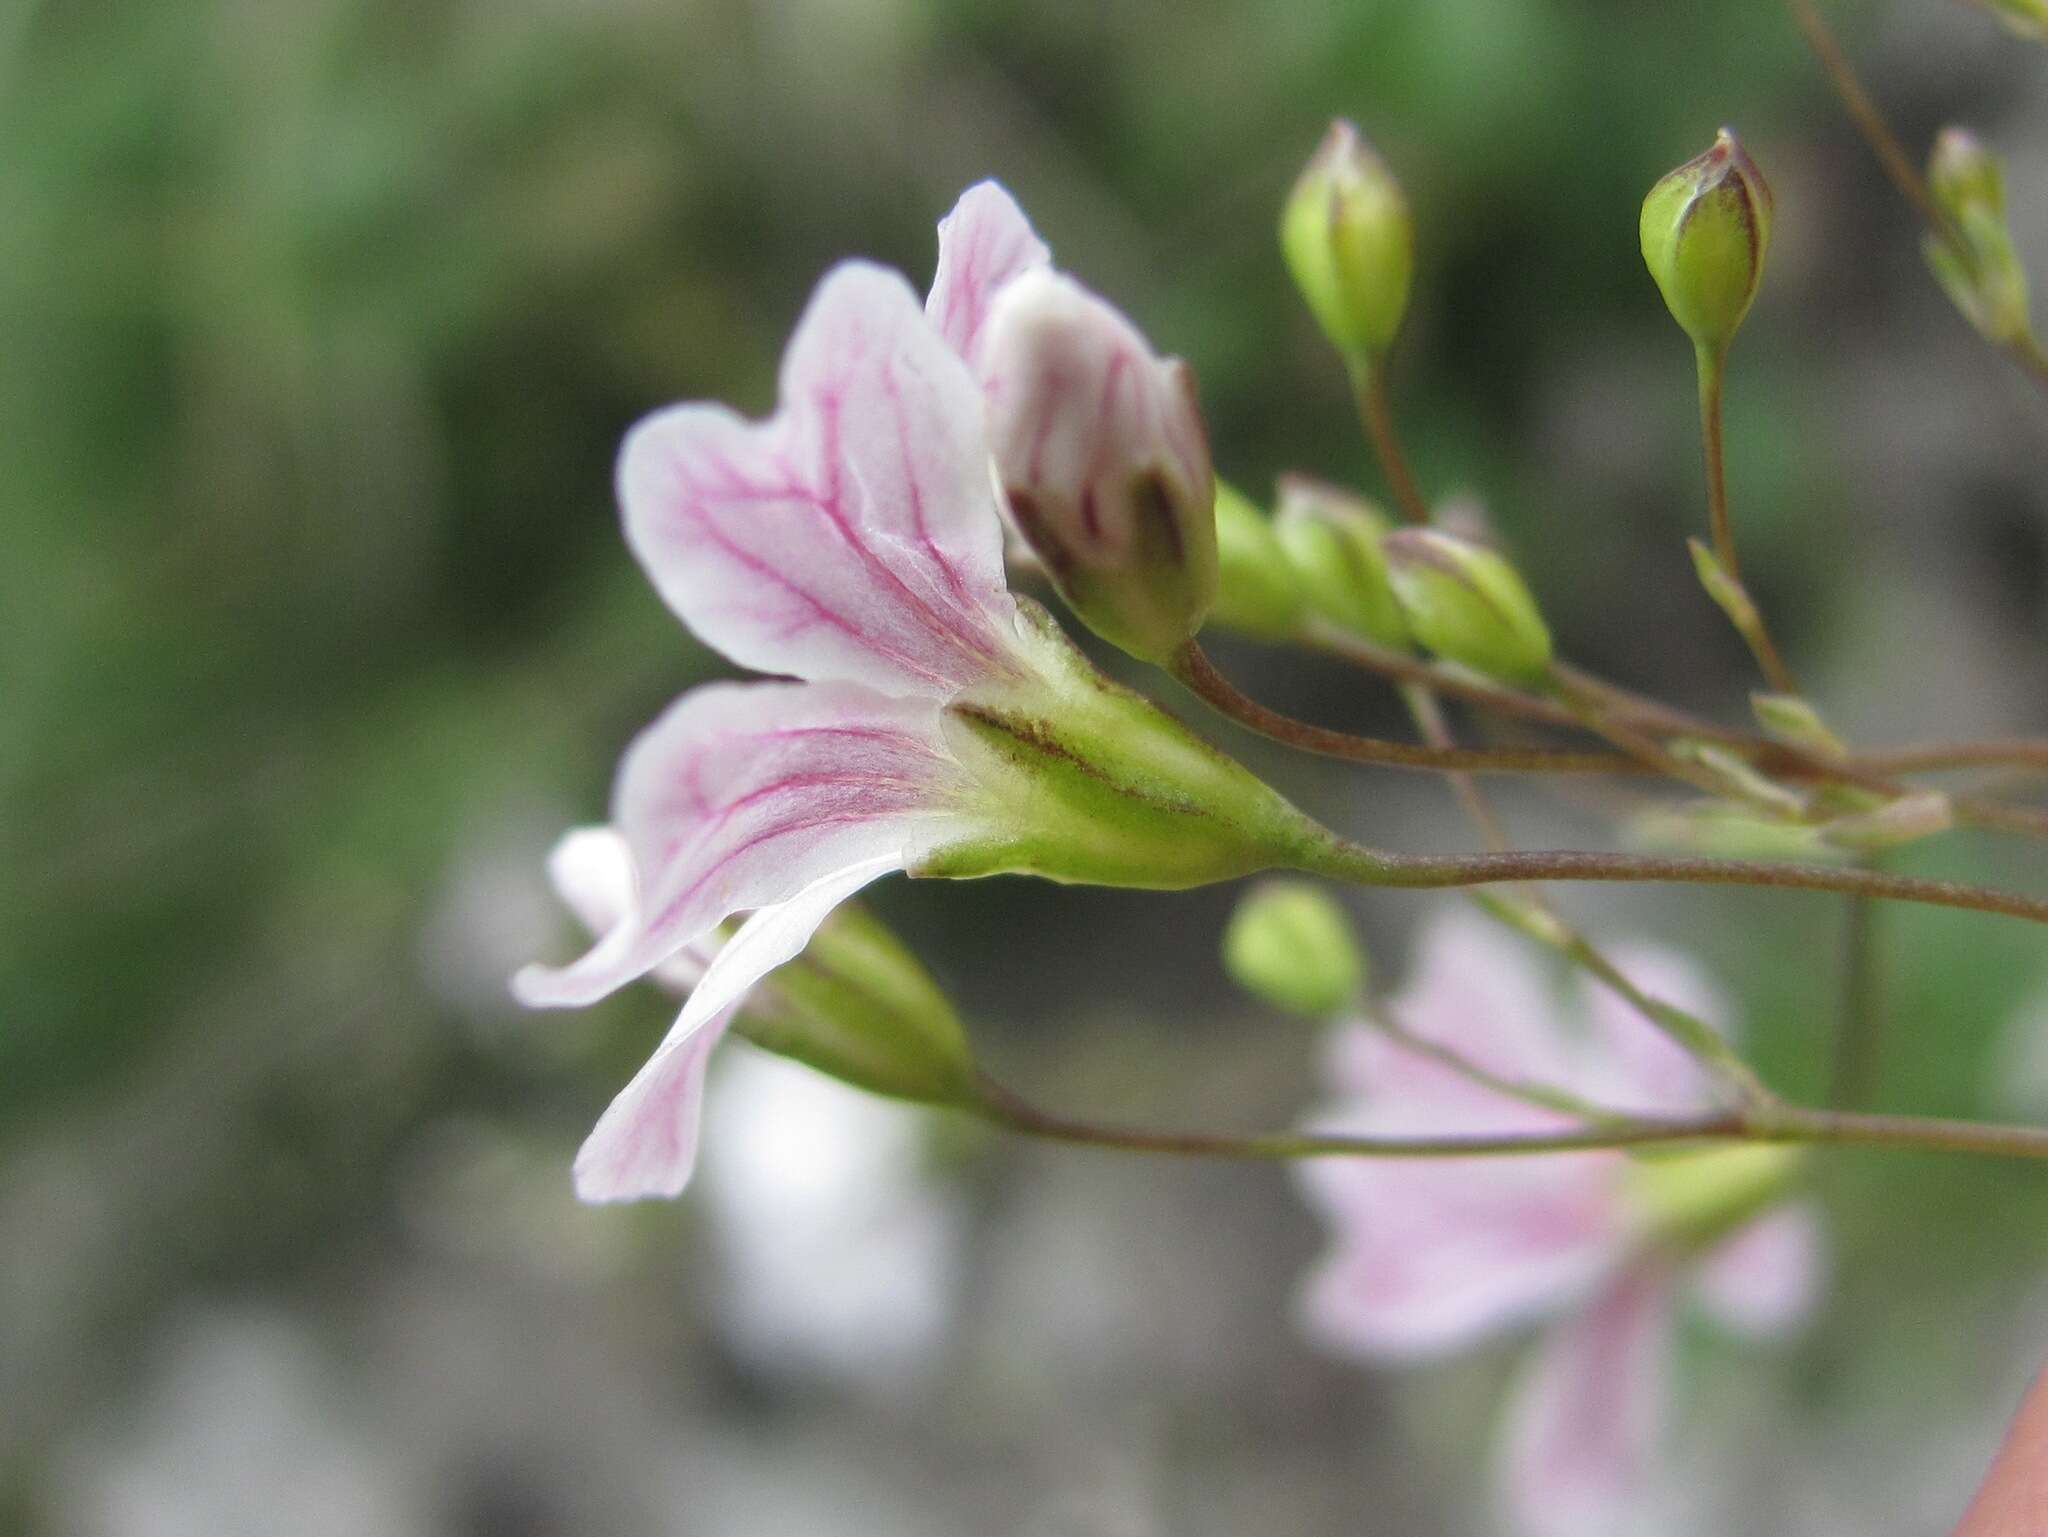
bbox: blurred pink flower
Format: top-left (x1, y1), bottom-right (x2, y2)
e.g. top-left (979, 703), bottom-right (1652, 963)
top-left (1296, 907), bottom-right (1825, 1537)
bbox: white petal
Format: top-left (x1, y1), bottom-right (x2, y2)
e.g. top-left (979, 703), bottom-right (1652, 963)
top-left (1495, 1268), bottom-right (1677, 1537)
top-left (539, 825), bottom-right (707, 996)
top-left (513, 680), bottom-right (982, 1009)
top-left (926, 181), bottom-right (1051, 364)
top-left (620, 262), bottom-right (1025, 697)
top-left (573, 1009), bottom-right (734, 1203)
top-left (1691, 1202), bottom-right (1826, 1339)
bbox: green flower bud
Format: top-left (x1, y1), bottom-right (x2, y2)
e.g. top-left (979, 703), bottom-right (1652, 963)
top-left (983, 270), bottom-right (1219, 664)
top-left (1924, 128), bottom-right (2031, 345)
top-left (1382, 528), bottom-right (1552, 683)
top-left (745, 904), bottom-right (979, 1106)
top-left (924, 600), bottom-right (1323, 888)
top-left (1624, 1143), bottom-right (1803, 1255)
top-left (1209, 479), bottom-right (1309, 639)
top-left (1640, 129), bottom-right (1775, 353)
top-left (1280, 120), bottom-right (1414, 362)
top-left (1820, 790), bottom-right (1955, 853)
top-left (1631, 801), bottom-right (1832, 861)
top-left (1968, 0), bottom-right (2048, 41)
top-left (1272, 475), bottom-right (1410, 647)
top-left (1750, 692), bottom-right (1847, 760)
top-left (1221, 880), bottom-right (1364, 1016)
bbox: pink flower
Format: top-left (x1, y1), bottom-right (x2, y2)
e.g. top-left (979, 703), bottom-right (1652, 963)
top-left (1296, 907), bottom-right (1826, 1537)
top-left (518, 186), bottom-right (1305, 1201)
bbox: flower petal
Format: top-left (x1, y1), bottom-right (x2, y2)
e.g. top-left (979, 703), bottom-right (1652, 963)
top-left (573, 1008), bottom-right (734, 1203)
top-left (620, 262), bottom-right (1024, 698)
top-left (926, 180), bottom-right (1051, 364)
top-left (514, 681), bottom-right (981, 1008)
top-left (543, 825), bottom-right (706, 994)
top-left (1295, 1150), bottom-right (1626, 1360)
top-left (1690, 1202), bottom-right (1825, 1339)
top-left (1495, 1268), bottom-right (1676, 1537)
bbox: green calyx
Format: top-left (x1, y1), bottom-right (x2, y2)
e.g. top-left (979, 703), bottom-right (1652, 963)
top-left (742, 904), bottom-right (979, 1106)
top-left (1624, 1142), bottom-right (1804, 1256)
top-left (1641, 129), bottom-right (1774, 353)
top-left (1382, 528), bottom-right (1552, 683)
top-left (920, 601), bottom-right (1320, 889)
top-left (1222, 880), bottom-right (1364, 1017)
top-left (1208, 479), bottom-right (1309, 640)
top-left (1281, 119), bottom-right (1414, 362)
top-left (1924, 128), bottom-right (2031, 345)
top-left (1273, 475), bottom-right (1409, 647)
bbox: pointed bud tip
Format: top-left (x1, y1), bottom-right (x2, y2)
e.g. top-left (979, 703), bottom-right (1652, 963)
top-left (1281, 119), bottom-right (1414, 361)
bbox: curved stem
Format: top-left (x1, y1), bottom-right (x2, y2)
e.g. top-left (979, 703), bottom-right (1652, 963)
top-left (1172, 641), bottom-right (1638, 776)
top-left (1695, 344), bottom-right (1799, 694)
top-left (1349, 357), bottom-right (1430, 525)
top-left (974, 1075), bottom-right (2048, 1163)
top-left (1304, 833), bottom-right (2048, 927)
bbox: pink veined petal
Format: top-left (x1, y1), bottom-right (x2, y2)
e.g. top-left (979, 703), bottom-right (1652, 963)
top-left (1495, 1266), bottom-right (1678, 1537)
top-left (543, 825), bottom-right (707, 994)
top-left (1573, 941), bottom-right (1733, 1115)
top-left (1690, 1202), bottom-right (1826, 1339)
top-left (1295, 1148), bottom-right (1627, 1360)
top-left (926, 180), bottom-right (1051, 365)
top-left (513, 681), bottom-right (983, 1009)
top-left (573, 1008), bottom-right (735, 1204)
top-left (620, 262), bottom-right (1025, 698)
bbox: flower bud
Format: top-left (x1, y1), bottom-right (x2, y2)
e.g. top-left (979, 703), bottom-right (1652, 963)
top-left (1273, 475), bottom-right (1409, 647)
top-left (980, 269), bottom-right (1219, 663)
top-left (746, 904), bottom-right (979, 1106)
top-left (1382, 528), bottom-right (1552, 682)
top-left (1820, 790), bottom-right (1955, 853)
top-left (1924, 128), bottom-right (2031, 345)
top-left (1222, 880), bottom-right (1365, 1017)
top-left (1209, 479), bottom-right (1308, 639)
top-left (1280, 120), bottom-right (1414, 361)
top-left (1968, 0), bottom-right (2048, 40)
top-left (1640, 129), bottom-right (1774, 353)
top-left (1750, 692), bottom-right (1847, 760)
top-left (1625, 1144), bottom-right (1803, 1256)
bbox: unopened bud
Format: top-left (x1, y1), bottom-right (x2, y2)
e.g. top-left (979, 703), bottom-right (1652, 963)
top-left (1967, 0), bottom-right (2048, 40)
top-left (1751, 692), bottom-right (1847, 760)
top-left (1273, 475), bottom-right (1409, 647)
top-left (1667, 738), bottom-right (1808, 818)
top-left (1382, 528), bottom-right (1552, 682)
top-left (1222, 880), bottom-right (1364, 1017)
top-left (1626, 1144), bottom-right (1803, 1256)
top-left (981, 270), bottom-right (1218, 663)
top-left (1924, 128), bottom-right (2031, 345)
top-left (1821, 790), bottom-right (1955, 853)
top-left (1280, 120), bottom-right (1414, 362)
top-left (1210, 480), bottom-right (1308, 639)
top-left (1641, 129), bottom-right (1774, 354)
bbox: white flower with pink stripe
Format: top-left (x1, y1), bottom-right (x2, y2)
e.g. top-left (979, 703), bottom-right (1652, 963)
top-left (1296, 907), bottom-right (1825, 1536)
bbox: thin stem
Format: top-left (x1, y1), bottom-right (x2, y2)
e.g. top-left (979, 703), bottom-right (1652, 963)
top-left (1366, 1001), bottom-right (1626, 1122)
top-left (1303, 833), bottom-right (2048, 928)
top-left (1857, 738), bottom-right (2048, 777)
top-left (1695, 344), bottom-right (1800, 694)
top-left (1349, 357), bottom-right (1430, 525)
top-left (1830, 882), bottom-right (1884, 1110)
top-left (973, 1075), bottom-right (2048, 1163)
top-left (1171, 641), bottom-right (1637, 776)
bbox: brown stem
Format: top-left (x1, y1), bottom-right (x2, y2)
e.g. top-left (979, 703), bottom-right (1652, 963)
top-left (1350, 358), bottom-right (1431, 525)
top-left (1171, 641), bottom-right (1638, 776)
top-left (1856, 738), bottom-right (2048, 777)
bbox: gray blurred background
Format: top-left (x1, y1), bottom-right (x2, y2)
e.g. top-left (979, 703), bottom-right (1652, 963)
top-left (4, 0), bottom-right (2048, 1531)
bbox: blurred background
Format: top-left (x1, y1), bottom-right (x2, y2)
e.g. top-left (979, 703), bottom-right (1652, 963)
top-left (4, 0), bottom-right (2047, 1531)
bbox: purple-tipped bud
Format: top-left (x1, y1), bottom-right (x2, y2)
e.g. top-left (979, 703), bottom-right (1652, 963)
top-left (979, 269), bottom-right (1218, 663)
top-left (1641, 129), bottom-right (1775, 353)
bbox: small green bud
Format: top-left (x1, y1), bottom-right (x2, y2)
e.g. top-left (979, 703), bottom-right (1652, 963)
top-left (983, 270), bottom-right (1219, 663)
top-left (1688, 536), bottom-right (1763, 635)
top-left (1640, 129), bottom-right (1774, 353)
top-left (1750, 692), bottom-right (1847, 760)
top-left (1272, 475), bottom-right (1410, 647)
top-left (1209, 479), bottom-right (1309, 639)
top-left (1280, 120), bottom-right (1415, 362)
top-left (746, 905), bottom-right (979, 1106)
top-left (1625, 1144), bottom-right (1803, 1255)
top-left (1820, 790), bottom-right (1955, 853)
top-left (1382, 528), bottom-right (1552, 682)
top-left (1221, 880), bottom-right (1364, 1017)
top-left (1924, 128), bottom-right (2031, 345)
top-left (1967, 0), bottom-right (2048, 41)
top-left (1667, 738), bottom-right (1808, 818)
top-left (1631, 801), bottom-right (1832, 861)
